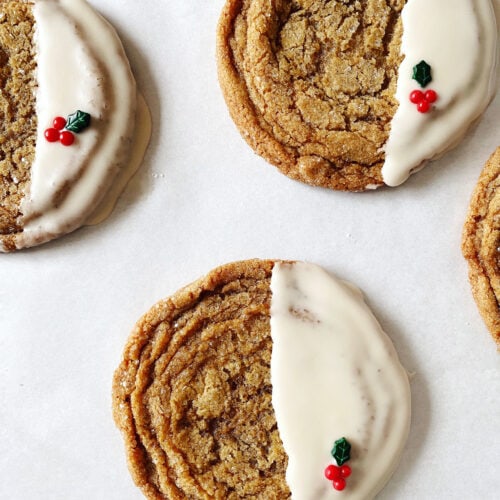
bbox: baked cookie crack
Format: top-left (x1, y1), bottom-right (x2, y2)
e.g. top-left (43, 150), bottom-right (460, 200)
top-left (218, 0), bottom-right (406, 190)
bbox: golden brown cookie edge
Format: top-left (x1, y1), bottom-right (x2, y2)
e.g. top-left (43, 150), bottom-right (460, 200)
top-left (462, 147), bottom-right (500, 347)
top-left (112, 258), bottom-right (284, 499)
top-left (215, 0), bottom-right (387, 192)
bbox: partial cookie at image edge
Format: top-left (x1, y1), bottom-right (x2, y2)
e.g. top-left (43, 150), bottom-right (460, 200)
top-left (462, 147), bottom-right (500, 347)
top-left (0, 0), bottom-right (150, 252)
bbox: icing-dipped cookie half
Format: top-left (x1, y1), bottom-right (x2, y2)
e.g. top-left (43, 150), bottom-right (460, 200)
top-left (0, 0), bottom-right (150, 251)
top-left (462, 147), bottom-right (500, 346)
top-left (217, 0), bottom-right (497, 191)
top-left (112, 259), bottom-right (411, 499)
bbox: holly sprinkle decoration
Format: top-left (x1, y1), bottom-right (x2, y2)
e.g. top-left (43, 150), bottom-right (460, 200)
top-left (409, 61), bottom-right (438, 113)
top-left (65, 110), bottom-right (91, 133)
top-left (59, 130), bottom-right (75, 146)
top-left (331, 437), bottom-right (351, 466)
top-left (44, 126), bottom-right (60, 143)
top-left (409, 89), bottom-right (438, 113)
top-left (324, 464), bottom-right (352, 491)
top-left (44, 111), bottom-right (91, 146)
top-left (52, 116), bottom-right (67, 131)
top-left (412, 60), bottom-right (432, 88)
top-left (324, 437), bottom-right (353, 491)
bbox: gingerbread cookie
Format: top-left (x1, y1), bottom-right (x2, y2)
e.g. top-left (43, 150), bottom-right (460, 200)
top-left (462, 147), bottom-right (500, 346)
top-left (113, 259), bottom-right (410, 499)
top-left (217, 0), bottom-right (497, 191)
top-left (0, 0), bottom-right (150, 252)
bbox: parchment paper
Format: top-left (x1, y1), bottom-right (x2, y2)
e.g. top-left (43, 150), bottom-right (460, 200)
top-left (0, 1), bottom-right (499, 498)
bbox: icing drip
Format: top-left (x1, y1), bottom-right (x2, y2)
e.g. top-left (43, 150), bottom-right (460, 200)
top-left (270, 262), bottom-right (410, 499)
top-left (383, 0), bottom-right (497, 186)
top-left (15, 0), bottom-right (142, 249)
top-left (85, 94), bottom-right (151, 226)
top-left (25, 0), bottom-right (106, 220)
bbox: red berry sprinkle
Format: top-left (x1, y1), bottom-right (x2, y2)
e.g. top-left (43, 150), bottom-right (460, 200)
top-left (340, 465), bottom-right (352, 478)
top-left (417, 100), bottom-right (431, 113)
top-left (333, 478), bottom-right (346, 491)
top-left (324, 465), bottom-right (341, 481)
top-left (59, 130), bottom-right (75, 146)
top-left (424, 89), bottom-right (438, 103)
top-left (409, 90), bottom-right (424, 104)
top-left (410, 88), bottom-right (438, 113)
top-left (44, 128), bottom-right (59, 142)
top-left (53, 116), bottom-right (67, 130)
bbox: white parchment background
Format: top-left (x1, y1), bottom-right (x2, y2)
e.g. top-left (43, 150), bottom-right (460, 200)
top-left (0, 1), bottom-right (499, 498)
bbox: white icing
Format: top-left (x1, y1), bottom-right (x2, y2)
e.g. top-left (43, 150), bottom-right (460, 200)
top-left (14, 0), bottom-right (140, 249)
top-left (270, 262), bottom-right (410, 499)
top-left (383, 0), bottom-right (497, 187)
top-left (85, 94), bottom-right (151, 226)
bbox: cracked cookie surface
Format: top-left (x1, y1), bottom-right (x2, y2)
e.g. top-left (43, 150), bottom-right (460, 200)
top-left (217, 0), bottom-right (406, 191)
top-left (113, 260), bottom-right (291, 499)
top-left (0, 1), bottom-right (37, 239)
top-left (462, 147), bottom-right (500, 346)
top-left (0, 0), bottom-right (141, 252)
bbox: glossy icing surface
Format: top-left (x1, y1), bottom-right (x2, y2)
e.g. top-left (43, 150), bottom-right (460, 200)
top-left (383, 0), bottom-right (497, 186)
top-left (270, 262), bottom-right (411, 499)
top-left (85, 94), bottom-right (151, 226)
top-left (10, 0), bottom-right (142, 249)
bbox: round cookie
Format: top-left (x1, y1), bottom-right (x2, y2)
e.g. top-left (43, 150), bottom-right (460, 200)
top-left (113, 259), bottom-right (411, 499)
top-left (0, 0), bottom-right (150, 252)
top-left (462, 147), bottom-right (500, 346)
top-left (217, 0), bottom-right (497, 191)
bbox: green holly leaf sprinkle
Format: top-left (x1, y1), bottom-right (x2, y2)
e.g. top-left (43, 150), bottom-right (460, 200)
top-left (65, 110), bottom-right (91, 133)
top-left (412, 60), bottom-right (432, 88)
top-left (331, 437), bottom-right (351, 466)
